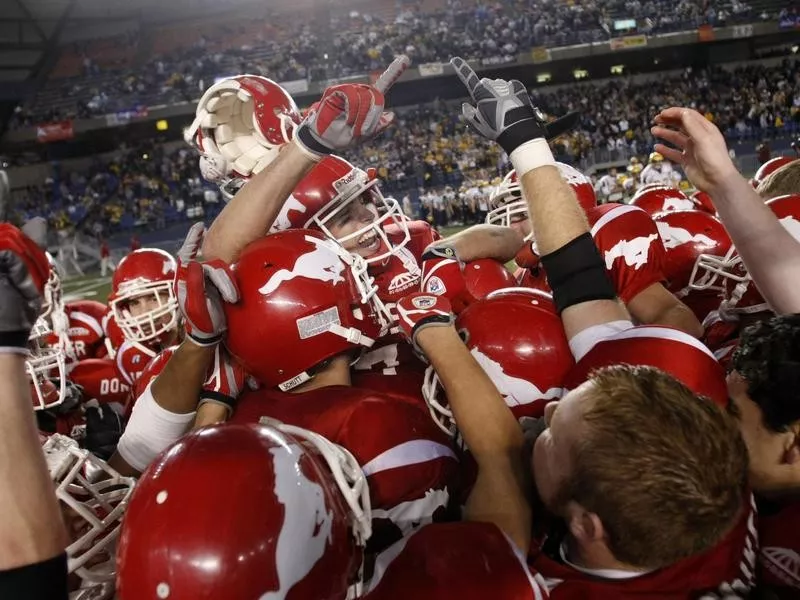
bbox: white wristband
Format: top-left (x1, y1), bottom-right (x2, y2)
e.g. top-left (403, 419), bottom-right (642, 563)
top-left (509, 138), bottom-right (555, 177)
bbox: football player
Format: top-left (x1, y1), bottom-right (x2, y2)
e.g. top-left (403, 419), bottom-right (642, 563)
top-left (107, 246), bottom-right (182, 388)
top-left (206, 229), bottom-right (458, 552)
top-left (430, 162), bottom-right (703, 337)
top-left (441, 58), bottom-right (754, 598)
top-left (728, 315), bottom-right (800, 598)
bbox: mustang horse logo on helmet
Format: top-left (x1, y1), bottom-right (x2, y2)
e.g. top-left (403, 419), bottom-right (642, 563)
top-left (259, 236), bottom-right (346, 295)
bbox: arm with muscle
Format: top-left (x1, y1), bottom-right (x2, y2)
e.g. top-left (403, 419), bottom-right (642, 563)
top-left (0, 355), bottom-right (67, 570)
top-left (653, 107), bottom-right (800, 315)
top-left (109, 340), bottom-right (215, 476)
top-left (520, 165), bottom-right (630, 340)
top-left (627, 283), bottom-right (703, 338)
top-left (425, 224), bottom-right (524, 262)
top-left (417, 326), bottom-right (531, 553)
top-left (202, 142), bottom-right (316, 262)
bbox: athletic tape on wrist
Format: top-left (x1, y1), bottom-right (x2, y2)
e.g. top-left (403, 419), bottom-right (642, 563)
top-left (509, 138), bottom-right (555, 177)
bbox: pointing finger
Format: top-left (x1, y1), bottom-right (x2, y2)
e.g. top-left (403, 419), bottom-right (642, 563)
top-left (374, 55), bottom-right (410, 95)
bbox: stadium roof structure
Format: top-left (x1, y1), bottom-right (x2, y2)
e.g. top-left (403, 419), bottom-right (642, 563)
top-left (0, 0), bottom-right (275, 98)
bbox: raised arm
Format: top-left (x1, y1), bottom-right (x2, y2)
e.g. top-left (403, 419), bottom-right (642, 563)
top-left (448, 58), bottom-right (628, 344)
top-left (0, 224), bottom-right (68, 581)
top-left (424, 224), bottom-right (524, 263)
top-left (653, 107), bottom-right (800, 315)
top-left (201, 143), bottom-right (314, 262)
top-left (110, 224), bottom-right (238, 476)
top-left (396, 293), bottom-right (531, 552)
top-left (203, 58), bottom-right (407, 262)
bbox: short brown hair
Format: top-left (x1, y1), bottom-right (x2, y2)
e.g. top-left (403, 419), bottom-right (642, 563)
top-left (565, 365), bottom-right (747, 569)
top-left (757, 161), bottom-right (800, 199)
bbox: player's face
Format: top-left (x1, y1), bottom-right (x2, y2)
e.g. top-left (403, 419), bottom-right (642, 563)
top-left (532, 382), bottom-right (591, 514)
top-left (509, 213), bottom-right (532, 239)
top-left (727, 370), bottom-right (799, 493)
top-left (327, 195), bottom-right (385, 259)
top-left (121, 290), bottom-right (172, 335)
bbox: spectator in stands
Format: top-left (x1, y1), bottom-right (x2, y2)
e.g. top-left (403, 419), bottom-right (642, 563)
top-left (99, 239), bottom-right (114, 277)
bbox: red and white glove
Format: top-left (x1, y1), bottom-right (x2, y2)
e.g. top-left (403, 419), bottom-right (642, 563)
top-left (515, 240), bottom-right (541, 270)
top-left (173, 223), bottom-right (239, 347)
top-left (199, 345), bottom-right (247, 417)
top-left (293, 55), bottom-right (409, 160)
top-left (0, 222), bottom-right (49, 353)
top-left (395, 292), bottom-right (455, 356)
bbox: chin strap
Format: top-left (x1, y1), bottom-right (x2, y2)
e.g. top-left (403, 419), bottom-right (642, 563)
top-left (328, 323), bottom-right (376, 348)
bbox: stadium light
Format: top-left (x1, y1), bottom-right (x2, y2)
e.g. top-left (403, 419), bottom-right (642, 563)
top-left (156, 120), bottom-right (169, 131)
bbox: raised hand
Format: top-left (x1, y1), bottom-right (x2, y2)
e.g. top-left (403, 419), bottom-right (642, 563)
top-left (395, 292), bottom-right (455, 357)
top-left (651, 107), bottom-right (740, 195)
top-left (294, 55), bottom-right (410, 160)
top-left (0, 222), bottom-right (50, 353)
top-left (174, 223), bottom-right (239, 346)
top-left (450, 56), bottom-right (579, 159)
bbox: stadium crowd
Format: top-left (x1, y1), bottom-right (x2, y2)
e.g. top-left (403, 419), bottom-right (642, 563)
top-left (8, 55), bottom-right (798, 237)
top-left (9, 0), bottom-right (787, 128)
top-left (3, 53), bottom-right (800, 599)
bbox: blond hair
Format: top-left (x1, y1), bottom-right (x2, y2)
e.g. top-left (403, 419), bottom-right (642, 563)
top-left (757, 160), bottom-right (800, 199)
top-left (565, 365), bottom-right (747, 569)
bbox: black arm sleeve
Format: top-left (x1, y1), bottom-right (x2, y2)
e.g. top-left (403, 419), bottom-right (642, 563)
top-left (0, 552), bottom-right (68, 600)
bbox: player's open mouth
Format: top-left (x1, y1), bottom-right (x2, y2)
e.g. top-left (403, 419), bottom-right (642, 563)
top-left (356, 232), bottom-right (380, 251)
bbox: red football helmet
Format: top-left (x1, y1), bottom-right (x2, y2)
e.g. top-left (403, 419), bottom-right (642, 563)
top-left (486, 163), bottom-right (596, 238)
top-left (691, 194), bottom-right (800, 315)
top-left (423, 288), bottom-right (572, 436)
top-left (117, 423), bottom-right (370, 600)
top-left (421, 257), bottom-right (516, 314)
top-left (690, 190), bottom-right (716, 215)
top-left (108, 248), bottom-right (179, 345)
top-left (269, 155), bottom-right (411, 265)
top-left (655, 210), bottom-right (731, 322)
top-left (43, 433), bottom-right (135, 600)
top-left (186, 75), bottom-right (300, 184)
top-left (224, 230), bottom-right (389, 390)
top-left (753, 156), bottom-right (796, 188)
top-left (631, 186), bottom-right (697, 216)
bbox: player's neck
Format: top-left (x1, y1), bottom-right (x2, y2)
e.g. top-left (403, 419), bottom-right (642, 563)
top-left (290, 355), bottom-right (352, 393)
top-left (564, 534), bottom-right (648, 575)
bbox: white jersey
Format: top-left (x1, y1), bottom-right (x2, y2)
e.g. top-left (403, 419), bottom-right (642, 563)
top-left (639, 164), bottom-right (672, 186)
top-left (595, 174), bottom-right (619, 199)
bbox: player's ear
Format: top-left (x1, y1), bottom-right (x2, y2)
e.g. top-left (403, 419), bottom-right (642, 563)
top-left (564, 501), bottom-right (605, 545)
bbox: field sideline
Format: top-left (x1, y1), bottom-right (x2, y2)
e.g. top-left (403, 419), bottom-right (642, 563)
top-left (61, 225), bottom-right (470, 303)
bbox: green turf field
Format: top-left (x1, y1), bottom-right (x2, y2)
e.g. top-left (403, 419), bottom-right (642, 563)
top-left (62, 273), bottom-right (113, 304)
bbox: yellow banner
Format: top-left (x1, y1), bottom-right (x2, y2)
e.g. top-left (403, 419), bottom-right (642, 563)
top-left (609, 35), bottom-right (648, 51)
top-left (531, 46), bottom-right (551, 64)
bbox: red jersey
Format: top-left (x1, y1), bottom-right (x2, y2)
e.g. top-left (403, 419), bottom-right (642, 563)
top-left (530, 495), bottom-right (757, 598)
top-left (69, 358), bottom-right (131, 410)
top-left (702, 311), bottom-right (741, 353)
top-left (51, 300), bottom-right (110, 367)
top-left (353, 221), bottom-right (440, 404)
top-left (713, 339), bottom-right (739, 373)
top-left (114, 339), bottom-right (158, 388)
top-left (230, 385), bottom-right (459, 552)
top-left (516, 204), bottom-right (667, 304)
top-left (758, 498), bottom-right (800, 596)
top-left (565, 324), bottom-right (728, 406)
top-left (587, 203), bottom-right (667, 304)
top-left (365, 522), bottom-right (548, 599)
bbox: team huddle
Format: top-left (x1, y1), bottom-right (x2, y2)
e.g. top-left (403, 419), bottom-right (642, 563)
top-left (9, 55), bottom-right (800, 599)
